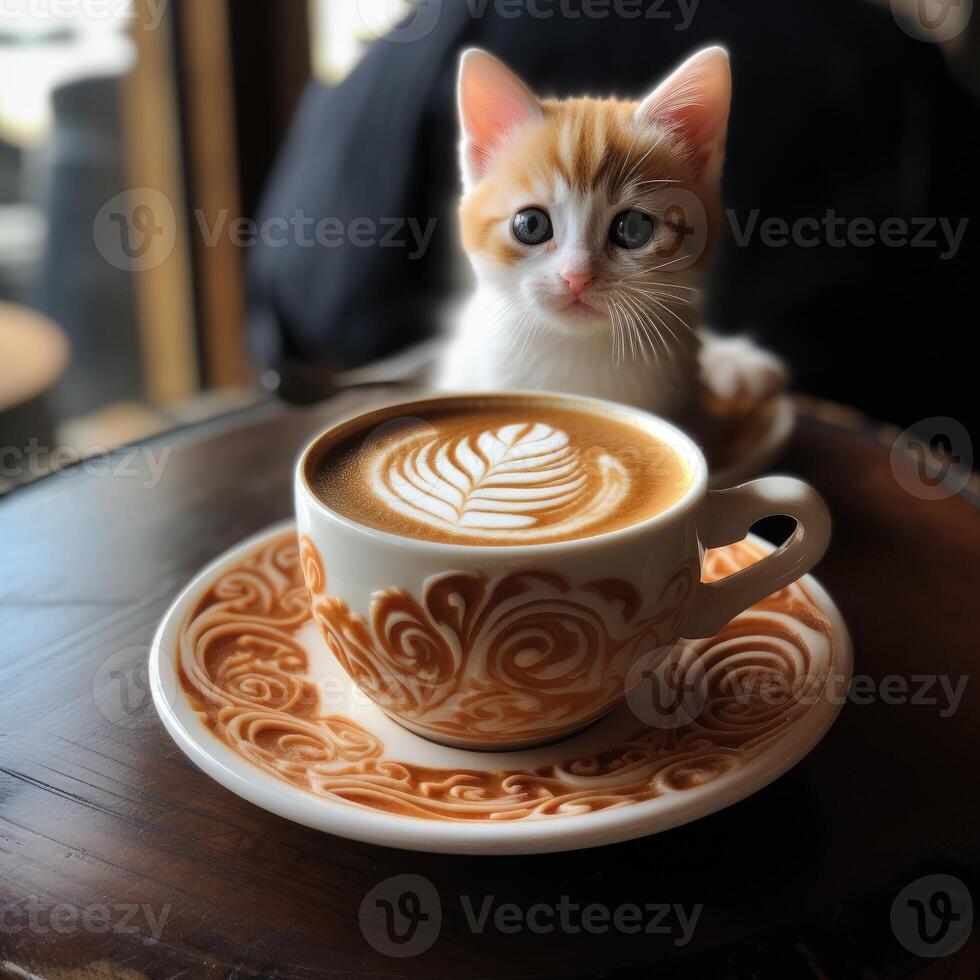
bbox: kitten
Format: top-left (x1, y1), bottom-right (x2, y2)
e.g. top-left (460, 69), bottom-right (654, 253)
top-left (437, 46), bottom-right (785, 418)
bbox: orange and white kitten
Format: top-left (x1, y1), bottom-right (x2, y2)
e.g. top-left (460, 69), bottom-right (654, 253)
top-left (437, 46), bottom-right (784, 416)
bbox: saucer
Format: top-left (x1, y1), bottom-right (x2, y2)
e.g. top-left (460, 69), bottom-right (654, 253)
top-left (705, 395), bottom-right (795, 488)
top-left (150, 522), bottom-right (851, 855)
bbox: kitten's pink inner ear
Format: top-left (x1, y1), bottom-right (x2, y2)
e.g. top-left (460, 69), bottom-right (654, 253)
top-left (634, 46), bottom-right (732, 180)
top-left (458, 49), bottom-right (542, 185)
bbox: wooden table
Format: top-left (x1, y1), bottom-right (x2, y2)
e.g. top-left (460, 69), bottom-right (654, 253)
top-left (2, 389), bottom-right (978, 979)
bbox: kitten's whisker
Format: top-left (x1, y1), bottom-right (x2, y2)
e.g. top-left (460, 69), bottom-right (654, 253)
top-left (645, 280), bottom-right (701, 294)
top-left (620, 286), bottom-right (685, 356)
top-left (624, 284), bottom-right (695, 308)
top-left (651, 280), bottom-right (699, 290)
top-left (502, 305), bottom-right (534, 356)
top-left (621, 298), bottom-right (639, 361)
top-left (615, 268), bottom-right (697, 290)
top-left (646, 300), bottom-right (691, 357)
top-left (617, 268), bottom-right (660, 283)
top-left (489, 293), bottom-right (524, 319)
top-left (606, 299), bottom-right (625, 366)
top-left (516, 308), bottom-right (544, 361)
top-left (652, 293), bottom-right (695, 307)
top-left (649, 308), bottom-right (679, 355)
top-left (616, 303), bottom-right (636, 361)
top-left (622, 296), bottom-right (650, 364)
top-left (618, 292), bottom-right (660, 365)
top-left (644, 293), bottom-right (695, 334)
top-left (605, 298), bottom-right (619, 365)
top-left (636, 303), bottom-right (673, 364)
top-left (634, 301), bottom-right (675, 362)
top-left (647, 254), bottom-right (693, 273)
top-left (491, 297), bottom-right (526, 327)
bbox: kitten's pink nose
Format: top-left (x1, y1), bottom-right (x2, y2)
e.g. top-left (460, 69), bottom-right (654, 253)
top-left (560, 271), bottom-right (593, 296)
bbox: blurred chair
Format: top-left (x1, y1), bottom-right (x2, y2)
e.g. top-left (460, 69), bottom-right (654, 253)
top-left (33, 73), bottom-right (142, 420)
top-left (0, 301), bottom-right (68, 493)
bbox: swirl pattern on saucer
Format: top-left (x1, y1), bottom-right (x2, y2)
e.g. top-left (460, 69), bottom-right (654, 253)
top-left (175, 532), bottom-right (840, 822)
top-left (369, 422), bottom-right (629, 542)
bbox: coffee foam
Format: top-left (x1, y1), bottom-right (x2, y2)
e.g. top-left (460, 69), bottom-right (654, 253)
top-left (310, 400), bottom-right (690, 546)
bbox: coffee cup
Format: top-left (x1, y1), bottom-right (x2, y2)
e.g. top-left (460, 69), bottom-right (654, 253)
top-left (295, 392), bottom-right (830, 750)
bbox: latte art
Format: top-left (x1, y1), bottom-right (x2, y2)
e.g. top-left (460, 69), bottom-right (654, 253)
top-left (371, 422), bottom-right (628, 541)
top-left (309, 397), bottom-right (691, 546)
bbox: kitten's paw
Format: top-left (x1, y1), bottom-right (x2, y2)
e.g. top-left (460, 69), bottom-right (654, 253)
top-left (699, 334), bottom-right (787, 404)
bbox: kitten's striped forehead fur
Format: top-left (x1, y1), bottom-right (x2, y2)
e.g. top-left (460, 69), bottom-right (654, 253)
top-left (460, 96), bottom-right (714, 266)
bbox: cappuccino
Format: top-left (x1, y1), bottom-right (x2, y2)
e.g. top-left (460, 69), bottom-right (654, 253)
top-left (307, 396), bottom-right (691, 546)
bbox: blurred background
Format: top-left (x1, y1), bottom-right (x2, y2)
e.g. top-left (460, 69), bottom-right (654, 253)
top-left (1, 0), bottom-right (977, 493)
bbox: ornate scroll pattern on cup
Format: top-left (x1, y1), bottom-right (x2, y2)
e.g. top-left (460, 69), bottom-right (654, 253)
top-left (299, 534), bottom-right (326, 596)
top-left (177, 531), bottom-right (836, 822)
top-left (307, 546), bottom-right (695, 744)
top-left (368, 421), bottom-right (630, 543)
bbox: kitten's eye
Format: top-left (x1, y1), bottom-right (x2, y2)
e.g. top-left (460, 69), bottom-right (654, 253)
top-left (512, 208), bottom-right (553, 246)
top-left (610, 210), bottom-right (657, 249)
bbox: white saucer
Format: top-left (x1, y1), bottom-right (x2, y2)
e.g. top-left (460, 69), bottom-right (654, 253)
top-left (150, 521), bottom-right (850, 855)
top-left (708, 395), bottom-right (796, 488)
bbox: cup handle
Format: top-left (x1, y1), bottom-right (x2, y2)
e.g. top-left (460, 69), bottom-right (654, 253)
top-left (682, 476), bottom-right (832, 639)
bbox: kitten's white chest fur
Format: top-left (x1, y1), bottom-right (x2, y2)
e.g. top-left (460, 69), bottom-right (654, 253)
top-left (438, 287), bottom-right (700, 417)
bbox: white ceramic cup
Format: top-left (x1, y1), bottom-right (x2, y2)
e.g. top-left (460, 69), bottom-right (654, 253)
top-left (295, 392), bottom-right (830, 750)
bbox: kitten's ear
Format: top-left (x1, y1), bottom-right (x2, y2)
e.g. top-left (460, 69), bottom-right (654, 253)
top-left (458, 48), bottom-right (542, 189)
top-left (634, 46), bottom-right (731, 182)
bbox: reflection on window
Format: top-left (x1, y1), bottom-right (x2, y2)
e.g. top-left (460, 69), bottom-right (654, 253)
top-left (311, 0), bottom-right (415, 82)
top-left (0, 4), bottom-right (255, 489)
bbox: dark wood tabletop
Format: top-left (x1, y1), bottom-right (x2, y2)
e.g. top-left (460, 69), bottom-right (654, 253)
top-left (2, 389), bottom-right (979, 980)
